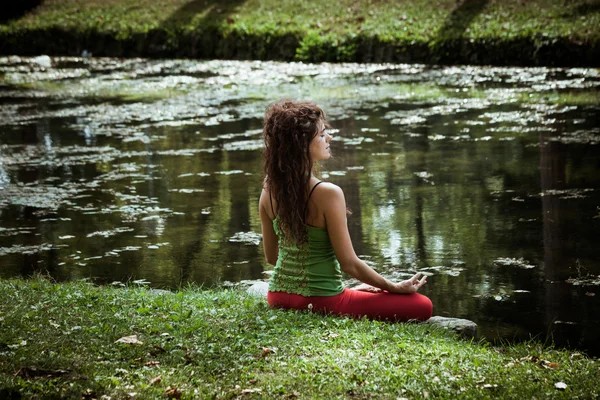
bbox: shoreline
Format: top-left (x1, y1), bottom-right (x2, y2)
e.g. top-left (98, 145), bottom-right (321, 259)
top-left (1, 28), bottom-right (598, 67)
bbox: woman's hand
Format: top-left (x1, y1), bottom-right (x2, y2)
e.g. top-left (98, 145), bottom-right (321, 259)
top-left (353, 283), bottom-right (383, 293)
top-left (388, 273), bottom-right (427, 294)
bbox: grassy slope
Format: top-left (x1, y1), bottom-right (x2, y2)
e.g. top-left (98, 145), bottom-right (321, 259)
top-left (0, 278), bottom-right (598, 399)
top-left (1, 0), bottom-right (599, 61)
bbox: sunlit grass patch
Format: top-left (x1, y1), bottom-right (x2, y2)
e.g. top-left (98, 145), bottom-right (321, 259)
top-left (1, 0), bottom-right (598, 63)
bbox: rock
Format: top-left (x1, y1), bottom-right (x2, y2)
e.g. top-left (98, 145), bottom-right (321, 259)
top-left (32, 55), bottom-right (51, 68)
top-left (247, 281), bottom-right (269, 298)
top-left (425, 316), bottom-right (478, 339)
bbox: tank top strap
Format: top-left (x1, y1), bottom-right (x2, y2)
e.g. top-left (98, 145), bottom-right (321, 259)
top-left (304, 181), bottom-right (323, 218)
top-left (308, 181), bottom-right (323, 201)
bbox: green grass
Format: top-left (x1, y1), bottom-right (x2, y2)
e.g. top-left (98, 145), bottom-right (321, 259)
top-left (4, 0), bottom-right (599, 41)
top-left (0, 277), bottom-right (598, 399)
top-left (1, 0), bottom-right (599, 63)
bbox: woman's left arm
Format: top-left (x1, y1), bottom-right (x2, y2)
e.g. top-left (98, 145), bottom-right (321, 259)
top-left (259, 189), bottom-right (279, 265)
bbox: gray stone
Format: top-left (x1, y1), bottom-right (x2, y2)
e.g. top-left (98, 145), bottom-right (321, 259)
top-left (246, 281), bottom-right (269, 298)
top-left (425, 316), bottom-right (478, 339)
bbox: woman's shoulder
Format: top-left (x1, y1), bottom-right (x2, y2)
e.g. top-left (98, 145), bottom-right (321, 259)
top-left (316, 181), bottom-right (343, 194)
top-left (312, 181), bottom-right (345, 206)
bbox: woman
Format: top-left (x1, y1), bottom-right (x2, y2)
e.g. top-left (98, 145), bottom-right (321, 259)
top-left (259, 100), bottom-right (432, 321)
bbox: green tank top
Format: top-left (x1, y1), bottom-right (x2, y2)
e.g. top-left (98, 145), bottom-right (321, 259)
top-left (268, 216), bottom-right (344, 296)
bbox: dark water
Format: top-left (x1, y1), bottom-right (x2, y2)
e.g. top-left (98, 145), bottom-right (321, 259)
top-left (1, 56), bottom-right (599, 355)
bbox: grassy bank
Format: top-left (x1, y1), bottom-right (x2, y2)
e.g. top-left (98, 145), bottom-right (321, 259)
top-left (1, 0), bottom-right (599, 65)
top-left (0, 278), bottom-right (598, 399)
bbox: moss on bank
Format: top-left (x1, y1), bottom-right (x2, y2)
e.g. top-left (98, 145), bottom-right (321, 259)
top-left (0, 278), bottom-right (598, 399)
top-left (0, 0), bottom-right (599, 66)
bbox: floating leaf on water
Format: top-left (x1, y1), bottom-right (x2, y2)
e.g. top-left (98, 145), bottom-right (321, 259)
top-left (87, 227), bottom-right (134, 238)
top-left (58, 235), bottom-right (75, 240)
top-left (566, 275), bottom-right (600, 286)
top-left (0, 243), bottom-right (59, 256)
top-left (229, 232), bottom-right (262, 246)
top-left (414, 171), bottom-right (433, 179)
top-left (223, 139), bottom-right (263, 151)
top-left (493, 257), bottom-right (535, 269)
top-left (390, 115), bottom-right (427, 125)
top-left (168, 188), bottom-right (205, 193)
top-left (441, 268), bottom-right (464, 277)
top-left (123, 246), bottom-right (142, 251)
top-left (141, 215), bottom-right (161, 221)
top-left (428, 134), bottom-right (446, 141)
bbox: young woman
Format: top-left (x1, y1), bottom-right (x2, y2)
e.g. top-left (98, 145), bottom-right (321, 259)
top-left (259, 100), bottom-right (433, 321)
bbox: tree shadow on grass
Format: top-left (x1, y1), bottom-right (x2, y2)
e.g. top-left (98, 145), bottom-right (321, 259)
top-left (155, 0), bottom-right (249, 58)
top-left (155, 0), bottom-right (298, 59)
top-left (164, 0), bottom-right (247, 31)
top-left (561, 1), bottom-right (600, 18)
top-left (436, 0), bottom-right (490, 39)
top-left (0, 0), bottom-right (44, 23)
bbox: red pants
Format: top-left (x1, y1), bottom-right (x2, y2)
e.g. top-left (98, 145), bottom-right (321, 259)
top-left (268, 288), bottom-right (433, 321)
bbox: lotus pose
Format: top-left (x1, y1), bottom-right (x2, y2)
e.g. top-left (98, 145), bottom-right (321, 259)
top-left (259, 100), bottom-right (433, 321)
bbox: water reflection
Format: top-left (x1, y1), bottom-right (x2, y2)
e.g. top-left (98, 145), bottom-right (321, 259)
top-left (1, 57), bottom-right (599, 355)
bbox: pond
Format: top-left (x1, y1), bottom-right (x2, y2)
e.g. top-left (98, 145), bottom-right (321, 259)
top-left (1, 56), bottom-right (599, 356)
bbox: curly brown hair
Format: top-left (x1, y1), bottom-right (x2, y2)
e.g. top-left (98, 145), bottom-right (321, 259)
top-left (262, 99), bottom-right (328, 245)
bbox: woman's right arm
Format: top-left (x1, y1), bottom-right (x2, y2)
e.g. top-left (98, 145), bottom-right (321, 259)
top-left (321, 184), bottom-right (426, 294)
top-left (259, 188), bottom-right (279, 266)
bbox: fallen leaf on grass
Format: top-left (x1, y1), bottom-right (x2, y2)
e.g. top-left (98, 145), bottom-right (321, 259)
top-left (520, 356), bottom-right (560, 369)
top-left (241, 388), bottom-right (262, 394)
top-left (164, 386), bottom-right (182, 399)
top-left (555, 382), bottom-right (567, 390)
top-left (481, 384), bottom-right (499, 389)
top-left (149, 375), bottom-right (162, 385)
top-left (320, 332), bottom-right (342, 342)
top-left (255, 346), bottom-right (272, 359)
top-left (13, 366), bottom-right (70, 378)
top-left (115, 335), bottom-right (143, 345)
top-left (541, 361), bottom-right (560, 369)
top-left (504, 361), bottom-right (521, 368)
top-left (145, 360), bottom-right (160, 367)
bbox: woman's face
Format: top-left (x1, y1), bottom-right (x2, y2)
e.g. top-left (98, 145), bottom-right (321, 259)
top-left (309, 120), bottom-right (332, 161)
